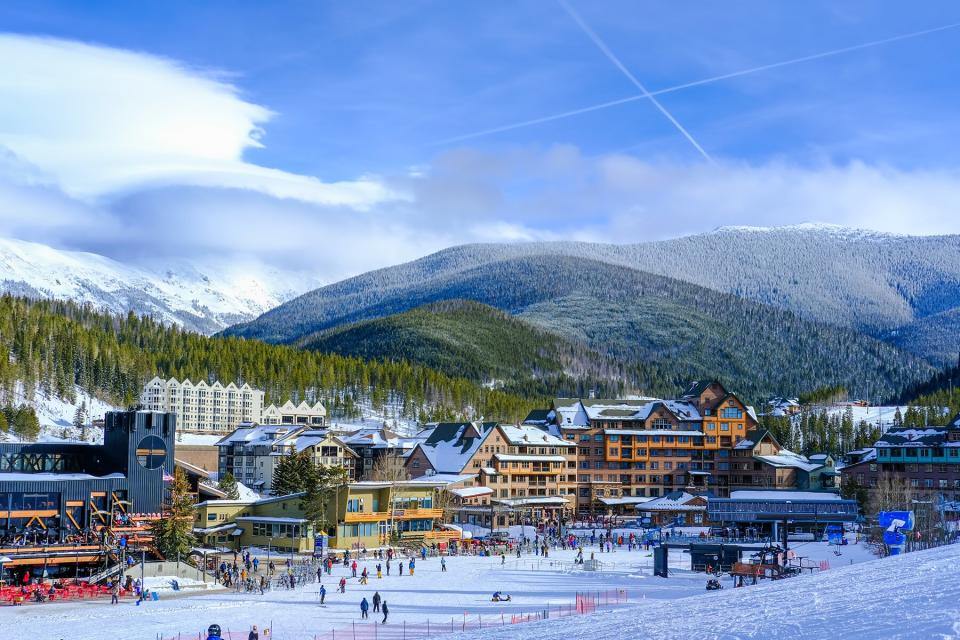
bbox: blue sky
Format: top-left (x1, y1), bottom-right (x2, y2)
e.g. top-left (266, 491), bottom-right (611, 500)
top-left (1, 1), bottom-right (960, 280)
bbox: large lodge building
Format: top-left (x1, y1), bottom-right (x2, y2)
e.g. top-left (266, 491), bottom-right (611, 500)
top-left (405, 381), bottom-right (841, 526)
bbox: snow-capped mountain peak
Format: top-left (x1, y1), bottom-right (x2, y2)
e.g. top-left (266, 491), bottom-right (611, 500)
top-left (0, 237), bottom-right (320, 334)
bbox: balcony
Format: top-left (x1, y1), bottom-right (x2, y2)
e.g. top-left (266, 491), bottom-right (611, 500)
top-left (343, 507), bottom-right (443, 523)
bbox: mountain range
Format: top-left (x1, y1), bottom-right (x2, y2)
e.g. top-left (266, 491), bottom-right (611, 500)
top-left (0, 237), bottom-right (319, 334)
top-left (225, 224), bottom-right (960, 400)
top-left (2, 224), bottom-right (957, 405)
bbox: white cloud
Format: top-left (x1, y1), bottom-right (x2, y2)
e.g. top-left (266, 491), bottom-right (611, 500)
top-left (0, 33), bottom-right (957, 290)
top-left (0, 34), bottom-right (395, 207)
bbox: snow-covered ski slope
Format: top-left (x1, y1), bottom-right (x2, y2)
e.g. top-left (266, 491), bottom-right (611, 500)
top-left (1, 537), bottom-right (939, 640)
top-left (469, 543), bottom-right (960, 640)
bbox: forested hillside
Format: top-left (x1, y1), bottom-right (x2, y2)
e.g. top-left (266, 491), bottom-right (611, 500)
top-left (232, 254), bottom-right (934, 401)
top-left (0, 295), bottom-right (541, 430)
top-left (225, 225), bottom-right (960, 364)
top-left (300, 299), bottom-right (636, 398)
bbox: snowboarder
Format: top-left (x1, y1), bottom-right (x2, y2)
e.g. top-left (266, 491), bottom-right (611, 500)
top-left (360, 568), bottom-right (369, 584)
top-left (319, 585), bottom-right (326, 604)
top-left (361, 597), bottom-right (369, 619)
top-left (372, 591), bottom-right (381, 612)
top-left (381, 601), bottom-right (389, 624)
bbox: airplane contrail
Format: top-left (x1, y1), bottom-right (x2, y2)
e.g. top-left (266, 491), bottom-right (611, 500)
top-left (558, 0), bottom-right (713, 162)
top-left (435, 19), bottom-right (960, 146)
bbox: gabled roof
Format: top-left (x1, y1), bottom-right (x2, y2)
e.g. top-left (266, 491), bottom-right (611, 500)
top-left (754, 449), bottom-right (823, 472)
top-left (497, 424), bottom-right (573, 448)
top-left (735, 428), bottom-right (780, 451)
top-left (413, 421), bottom-right (497, 474)
top-left (682, 380), bottom-right (718, 398)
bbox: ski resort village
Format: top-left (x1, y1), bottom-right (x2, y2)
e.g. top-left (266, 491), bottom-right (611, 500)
top-left (0, 377), bottom-right (958, 639)
top-left (6, 1), bottom-right (960, 638)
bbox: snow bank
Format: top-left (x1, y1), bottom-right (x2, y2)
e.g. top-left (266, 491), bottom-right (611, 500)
top-left (467, 543), bottom-right (960, 640)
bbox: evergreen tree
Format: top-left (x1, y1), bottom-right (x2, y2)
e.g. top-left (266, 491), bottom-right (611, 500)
top-left (302, 464), bottom-right (349, 537)
top-left (151, 468), bottom-right (196, 561)
top-left (272, 452), bottom-right (313, 496)
top-left (10, 406), bottom-right (40, 441)
top-left (218, 471), bottom-right (241, 500)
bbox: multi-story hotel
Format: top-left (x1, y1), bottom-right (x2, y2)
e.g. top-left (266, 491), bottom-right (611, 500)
top-left (405, 422), bottom-right (575, 527)
top-left (140, 377), bottom-right (264, 433)
top-left (523, 380), bottom-right (761, 515)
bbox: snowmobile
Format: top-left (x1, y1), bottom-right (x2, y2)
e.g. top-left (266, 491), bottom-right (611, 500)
top-left (705, 579), bottom-right (723, 591)
top-left (491, 592), bottom-right (512, 602)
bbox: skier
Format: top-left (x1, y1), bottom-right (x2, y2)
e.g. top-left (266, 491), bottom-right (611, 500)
top-left (408, 558), bottom-right (415, 575)
top-left (206, 625), bottom-right (223, 640)
top-left (386, 559), bottom-right (391, 576)
top-left (351, 560), bottom-right (358, 577)
top-left (381, 601), bottom-right (389, 624)
top-left (399, 561), bottom-right (404, 576)
top-left (339, 577), bottom-right (347, 593)
top-left (317, 566), bottom-right (323, 583)
top-left (420, 547), bottom-right (427, 561)
top-left (440, 557), bottom-right (447, 572)
top-left (319, 584), bottom-right (326, 604)
top-left (360, 568), bottom-right (369, 584)
top-left (248, 625), bottom-right (259, 640)
top-left (376, 563), bottom-right (382, 579)
top-left (361, 597), bottom-right (369, 619)
top-left (501, 553), bottom-right (506, 565)
top-left (372, 591), bottom-right (381, 613)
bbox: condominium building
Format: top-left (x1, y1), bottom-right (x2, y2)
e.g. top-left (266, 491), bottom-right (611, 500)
top-left (140, 377), bottom-right (264, 433)
top-left (261, 400), bottom-right (327, 427)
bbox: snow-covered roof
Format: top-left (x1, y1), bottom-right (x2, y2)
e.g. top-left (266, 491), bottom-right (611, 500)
top-left (493, 496), bottom-right (570, 507)
top-left (216, 424), bottom-right (299, 447)
top-left (754, 449), bottom-right (823, 472)
top-left (728, 490), bottom-right (842, 501)
top-left (876, 426), bottom-right (960, 447)
top-left (497, 424), bottom-right (573, 447)
top-left (583, 399), bottom-right (701, 423)
top-left (193, 523), bottom-right (240, 535)
top-left (408, 473), bottom-right (475, 485)
top-left (235, 516), bottom-right (307, 524)
top-left (414, 421), bottom-right (496, 473)
top-left (451, 486), bottom-right (493, 498)
top-left (598, 496), bottom-right (653, 506)
top-left (639, 492), bottom-right (706, 512)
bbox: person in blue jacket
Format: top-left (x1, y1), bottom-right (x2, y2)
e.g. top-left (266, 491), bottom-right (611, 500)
top-left (360, 597), bottom-right (369, 619)
top-left (206, 624), bottom-right (222, 640)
